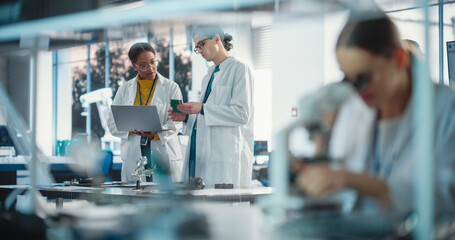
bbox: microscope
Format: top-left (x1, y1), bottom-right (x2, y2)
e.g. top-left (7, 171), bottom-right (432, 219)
top-left (131, 156), bottom-right (156, 190)
top-left (291, 81), bottom-right (355, 165)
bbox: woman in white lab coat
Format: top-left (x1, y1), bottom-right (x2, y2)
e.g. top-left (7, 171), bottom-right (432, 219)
top-left (169, 25), bottom-right (254, 188)
top-left (294, 10), bottom-right (455, 217)
top-left (107, 42), bottom-right (183, 182)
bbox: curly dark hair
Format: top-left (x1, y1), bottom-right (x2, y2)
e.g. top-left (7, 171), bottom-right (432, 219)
top-left (128, 42), bottom-right (156, 64)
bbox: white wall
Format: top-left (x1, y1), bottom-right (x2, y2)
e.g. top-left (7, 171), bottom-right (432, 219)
top-left (253, 68), bottom-right (272, 143)
top-left (229, 24), bottom-right (254, 69)
top-left (191, 47), bottom-right (210, 98)
top-left (324, 11), bottom-right (349, 84)
top-left (271, 15), bottom-right (326, 148)
top-left (36, 51), bottom-right (53, 155)
top-left (229, 24), bottom-right (273, 144)
top-left (56, 49), bottom-right (73, 140)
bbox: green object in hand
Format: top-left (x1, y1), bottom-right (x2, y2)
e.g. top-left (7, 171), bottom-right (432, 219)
top-left (170, 99), bottom-right (183, 113)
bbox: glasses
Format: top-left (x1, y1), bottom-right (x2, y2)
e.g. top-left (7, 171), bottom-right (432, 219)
top-left (193, 37), bottom-right (211, 54)
top-left (134, 60), bottom-right (158, 71)
top-left (342, 73), bottom-right (372, 92)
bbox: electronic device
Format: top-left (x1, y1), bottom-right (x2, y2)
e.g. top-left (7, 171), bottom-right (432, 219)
top-left (111, 105), bottom-right (163, 132)
top-left (0, 126), bottom-right (15, 156)
top-left (170, 99), bottom-right (183, 113)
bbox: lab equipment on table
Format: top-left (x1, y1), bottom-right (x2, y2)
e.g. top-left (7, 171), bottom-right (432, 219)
top-left (189, 177), bottom-right (205, 190)
top-left (293, 81), bottom-right (356, 162)
top-left (132, 156), bottom-right (156, 190)
top-left (79, 87), bottom-right (120, 154)
top-left (288, 82), bottom-right (357, 196)
top-left (260, 81), bottom-right (356, 212)
top-left (55, 139), bottom-right (75, 156)
top-left (215, 183), bottom-right (234, 189)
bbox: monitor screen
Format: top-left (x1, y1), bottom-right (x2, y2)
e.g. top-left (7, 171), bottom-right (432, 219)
top-left (447, 41), bottom-right (455, 83)
top-left (253, 140), bottom-right (269, 165)
top-left (254, 140), bottom-right (268, 156)
top-left (0, 126), bottom-right (14, 147)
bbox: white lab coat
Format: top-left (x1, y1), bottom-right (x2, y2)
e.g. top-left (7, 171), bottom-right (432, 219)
top-left (330, 84), bottom-right (455, 217)
top-left (181, 57), bottom-right (255, 188)
top-left (107, 73), bottom-right (183, 182)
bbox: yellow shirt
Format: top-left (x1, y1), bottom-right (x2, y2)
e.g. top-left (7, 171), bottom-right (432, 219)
top-left (134, 74), bottom-right (160, 141)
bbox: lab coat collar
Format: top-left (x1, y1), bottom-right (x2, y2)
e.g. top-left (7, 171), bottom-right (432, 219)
top-left (217, 56), bottom-right (234, 70)
top-left (156, 73), bottom-right (165, 85)
top-left (127, 72), bottom-right (166, 105)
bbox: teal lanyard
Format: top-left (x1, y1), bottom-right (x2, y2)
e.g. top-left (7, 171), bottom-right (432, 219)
top-left (203, 65), bottom-right (220, 103)
top-left (189, 66), bottom-right (219, 179)
top-left (137, 76), bottom-right (157, 106)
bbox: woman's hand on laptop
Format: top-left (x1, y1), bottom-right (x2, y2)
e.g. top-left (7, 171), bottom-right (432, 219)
top-left (133, 130), bottom-right (156, 140)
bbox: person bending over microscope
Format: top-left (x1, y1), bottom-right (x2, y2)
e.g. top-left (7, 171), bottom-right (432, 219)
top-left (293, 8), bottom-right (455, 218)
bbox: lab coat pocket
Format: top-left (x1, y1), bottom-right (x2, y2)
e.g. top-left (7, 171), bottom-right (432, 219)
top-left (211, 86), bottom-right (231, 105)
top-left (169, 159), bottom-right (183, 182)
top-left (165, 138), bottom-right (183, 161)
top-left (210, 126), bottom-right (240, 163)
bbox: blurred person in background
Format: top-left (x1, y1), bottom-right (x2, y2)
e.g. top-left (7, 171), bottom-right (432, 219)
top-left (293, 8), bottom-right (455, 218)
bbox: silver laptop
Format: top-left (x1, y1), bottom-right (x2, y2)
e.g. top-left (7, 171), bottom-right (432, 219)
top-left (111, 105), bottom-right (163, 132)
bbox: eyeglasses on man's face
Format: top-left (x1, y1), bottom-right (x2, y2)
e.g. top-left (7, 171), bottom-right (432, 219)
top-left (134, 60), bottom-right (158, 71)
top-left (193, 37), bottom-right (211, 54)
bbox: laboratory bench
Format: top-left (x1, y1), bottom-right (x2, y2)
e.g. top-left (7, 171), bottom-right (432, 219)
top-left (0, 183), bottom-right (418, 240)
top-left (0, 184), bottom-right (273, 205)
top-left (0, 160), bottom-right (419, 239)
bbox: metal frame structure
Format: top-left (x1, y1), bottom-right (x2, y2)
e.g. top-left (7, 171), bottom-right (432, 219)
top-left (0, 1), bottom-right (449, 238)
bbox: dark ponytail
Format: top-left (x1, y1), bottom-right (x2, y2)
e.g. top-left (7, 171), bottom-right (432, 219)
top-left (222, 33), bottom-right (233, 51)
top-left (336, 9), bottom-right (401, 58)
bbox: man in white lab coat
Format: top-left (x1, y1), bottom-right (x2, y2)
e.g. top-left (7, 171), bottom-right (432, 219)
top-left (108, 42), bottom-right (183, 183)
top-left (169, 25), bottom-right (255, 189)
